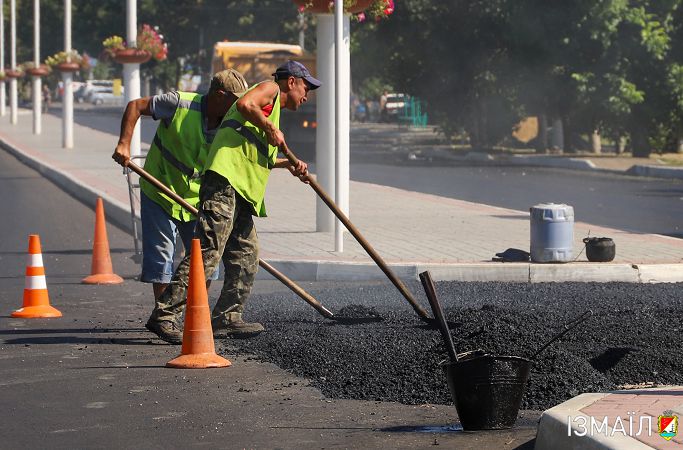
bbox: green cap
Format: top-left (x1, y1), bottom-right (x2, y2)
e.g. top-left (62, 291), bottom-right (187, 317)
top-left (210, 69), bottom-right (248, 95)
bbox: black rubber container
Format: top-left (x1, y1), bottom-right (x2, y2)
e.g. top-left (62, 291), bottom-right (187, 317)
top-left (443, 354), bottom-right (531, 430)
top-left (583, 237), bottom-right (616, 262)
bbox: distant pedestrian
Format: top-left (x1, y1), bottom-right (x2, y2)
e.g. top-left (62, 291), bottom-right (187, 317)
top-left (42, 84), bottom-right (51, 112)
top-left (356, 100), bottom-right (367, 123)
top-left (379, 90), bottom-right (388, 122)
top-left (146, 60), bottom-right (319, 344)
top-left (112, 69), bottom-right (249, 343)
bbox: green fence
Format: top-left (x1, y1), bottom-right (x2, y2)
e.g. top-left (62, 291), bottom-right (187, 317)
top-left (399, 96), bottom-right (428, 128)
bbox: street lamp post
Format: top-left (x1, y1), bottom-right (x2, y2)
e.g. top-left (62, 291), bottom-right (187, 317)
top-left (124, 0), bottom-right (141, 160)
top-left (333, 0), bottom-right (350, 252)
top-left (32, 0), bottom-right (42, 135)
top-left (314, 5), bottom-right (350, 252)
top-left (62, 0), bottom-right (73, 148)
top-left (9, 0), bottom-right (17, 125)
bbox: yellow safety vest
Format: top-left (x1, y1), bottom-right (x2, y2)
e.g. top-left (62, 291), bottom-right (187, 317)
top-left (140, 91), bottom-right (208, 221)
top-left (203, 84), bottom-right (281, 217)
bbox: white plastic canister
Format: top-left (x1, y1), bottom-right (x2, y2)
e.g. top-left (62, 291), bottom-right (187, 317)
top-left (529, 203), bottom-right (574, 263)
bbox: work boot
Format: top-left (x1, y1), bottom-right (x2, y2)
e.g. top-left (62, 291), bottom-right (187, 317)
top-left (212, 312), bottom-right (264, 339)
top-left (145, 319), bottom-right (183, 344)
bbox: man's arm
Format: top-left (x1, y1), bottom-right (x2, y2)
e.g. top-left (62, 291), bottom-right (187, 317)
top-left (236, 82), bottom-right (307, 178)
top-left (236, 81), bottom-right (284, 148)
top-left (112, 97), bottom-right (153, 167)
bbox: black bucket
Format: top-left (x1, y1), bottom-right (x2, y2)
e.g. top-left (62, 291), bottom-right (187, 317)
top-left (443, 354), bottom-right (531, 431)
top-left (583, 237), bottom-right (616, 262)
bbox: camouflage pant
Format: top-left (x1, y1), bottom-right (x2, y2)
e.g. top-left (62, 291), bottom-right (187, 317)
top-left (150, 170), bottom-right (259, 324)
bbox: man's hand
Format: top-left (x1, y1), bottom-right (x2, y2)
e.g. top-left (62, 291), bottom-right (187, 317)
top-left (275, 156), bottom-right (309, 183)
top-left (265, 125), bottom-right (285, 148)
top-left (112, 142), bottom-right (131, 167)
top-left (288, 159), bottom-right (309, 181)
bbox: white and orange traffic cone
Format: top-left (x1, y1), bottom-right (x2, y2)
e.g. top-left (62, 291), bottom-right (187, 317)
top-left (166, 239), bottom-right (231, 369)
top-left (11, 235), bottom-right (62, 318)
top-left (82, 198), bottom-right (123, 285)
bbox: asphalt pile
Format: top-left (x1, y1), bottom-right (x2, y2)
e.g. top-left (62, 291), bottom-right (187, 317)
top-left (221, 281), bottom-right (683, 411)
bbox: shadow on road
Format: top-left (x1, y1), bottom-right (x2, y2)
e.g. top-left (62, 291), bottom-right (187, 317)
top-left (0, 327), bottom-right (142, 334)
top-left (2, 336), bottom-right (153, 345)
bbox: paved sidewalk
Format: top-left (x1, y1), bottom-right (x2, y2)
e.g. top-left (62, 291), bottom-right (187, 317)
top-left (1, 108), bottom-right (682, 282)
top-left (536, 387), bottom-right (683, 449)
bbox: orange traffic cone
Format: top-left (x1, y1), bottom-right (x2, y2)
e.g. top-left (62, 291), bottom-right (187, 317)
top-left (167, 239), bottom-right (231, 369)
top-left (82, 198), bottom-right (123, 285)
top-left (12, 235), bottom-right (62, 318)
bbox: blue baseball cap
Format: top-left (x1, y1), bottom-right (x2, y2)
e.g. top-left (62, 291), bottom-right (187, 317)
top-left (272, 60), bottom-right (321, 90)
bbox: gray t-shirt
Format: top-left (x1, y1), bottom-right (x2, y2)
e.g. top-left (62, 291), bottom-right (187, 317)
top-left (150, 91), bottom-right (218, 143)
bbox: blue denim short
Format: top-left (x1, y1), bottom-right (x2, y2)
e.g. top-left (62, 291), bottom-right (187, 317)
top-left (140, 192), bottom-right (219, 283)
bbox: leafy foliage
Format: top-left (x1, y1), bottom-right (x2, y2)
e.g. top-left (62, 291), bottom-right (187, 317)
top-left (351, 0), bottom-right (683, 155)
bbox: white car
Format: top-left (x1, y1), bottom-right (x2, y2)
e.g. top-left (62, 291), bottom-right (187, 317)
top-left (90, 88), bottom-right (124, 106)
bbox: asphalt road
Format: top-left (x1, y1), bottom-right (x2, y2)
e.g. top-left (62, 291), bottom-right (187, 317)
top-left (0, 140), bottom-right (541, 449)
top-left (2, 135), bottom-right (682, 449)
top-left (63, 105), bottom-right (683, 239)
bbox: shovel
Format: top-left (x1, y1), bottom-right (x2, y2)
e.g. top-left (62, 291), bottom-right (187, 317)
top-left (529, 310), bottom-right (593, 360)
top-left (420, 270), bottom-right (458, 362)
top-left (125, 161), bottom-right (382, 324)
top-left (281, 144), bottom-right (440, 326)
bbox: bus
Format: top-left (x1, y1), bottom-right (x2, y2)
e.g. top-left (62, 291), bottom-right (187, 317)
top-left (212, 41), bottom-right (317, 158)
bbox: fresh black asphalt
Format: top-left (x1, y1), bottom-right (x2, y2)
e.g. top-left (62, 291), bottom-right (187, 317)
top-left (227, 279), bottom-right (683, 411)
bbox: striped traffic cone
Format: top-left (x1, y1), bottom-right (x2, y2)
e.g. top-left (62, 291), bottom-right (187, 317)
top-left (82, 198), bottom-right (123, 284)
top-left (12, 235), bottom-right (62, 318)
top-left (166, 239), bottom-right (231, 369)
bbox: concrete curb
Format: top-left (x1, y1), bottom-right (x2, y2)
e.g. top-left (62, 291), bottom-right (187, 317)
top-left (509, 154), bottom-right (598, 171)
top-left (535, 393), bottom-right (652, 450)
top-left (257, 260), bottom-right (683, 283)
top-left (627, 165), bottom-right (683, 180)
top-left (427, 148), bottom-right (683, 181)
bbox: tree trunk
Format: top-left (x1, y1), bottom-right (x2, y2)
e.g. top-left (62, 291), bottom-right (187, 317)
top-left (550, 118), bottom-right (564, 152)
top-left (535, 114), bottom-right (548, 153)
top-left (630, 126), bottom-right (650, 158)
top-left (469, 100), bottom-right (480, 149)
top-left (678, 136), bottom-right (683, 154)
top-left (590, 129), bottom-right (601, 154)
top-left (479, 98), bottom-right (490, 149)
top-left (616, 135), bottom-right (626, 154)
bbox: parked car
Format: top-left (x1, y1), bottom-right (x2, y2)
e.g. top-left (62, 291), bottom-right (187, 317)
top-left (385, 93), bottom-right (407, 121)
top-left (90, 88), bottom-right (124, 106)
top-left (75, 80), bottom-right (118, 103)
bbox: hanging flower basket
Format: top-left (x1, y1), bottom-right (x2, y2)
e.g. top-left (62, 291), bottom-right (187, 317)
top-left (56, 62), bottom-right (81, 72)
top-left (113, 48), bottom-right (152, 64)
top-left (26, 65), bottom-right (50, 77)
top-left (103, 25), bottom-right (167, 64)
top-left (46, 50), bottom-right (86, 73)
top-left (293, 0), bottom-right (374, 14)
top-left (5, 69), bottom-right (24, 79)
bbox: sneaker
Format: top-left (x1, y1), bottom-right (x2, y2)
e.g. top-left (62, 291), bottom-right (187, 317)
top-left (212, 312), bottom-right (264, 339)
top-left (145, 319), bottom-right (183, 344)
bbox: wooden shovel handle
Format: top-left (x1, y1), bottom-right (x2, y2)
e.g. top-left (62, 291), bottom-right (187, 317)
top-left (280, 144), bottom-right (430, 320)
top-left (125, 161), bottom-right (334, 319)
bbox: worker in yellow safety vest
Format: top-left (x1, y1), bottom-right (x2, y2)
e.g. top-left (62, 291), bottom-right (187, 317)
top-left (112, 69), bottom-right (249, 339)
top-left (146, 60), bottom-right (319, 344)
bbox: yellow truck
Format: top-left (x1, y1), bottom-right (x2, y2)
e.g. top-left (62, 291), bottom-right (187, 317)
top-left (211, 40), bottom-right (318, 158)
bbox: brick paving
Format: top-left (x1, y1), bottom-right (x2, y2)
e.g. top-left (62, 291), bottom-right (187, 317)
top-left (580, 388), bottom-right (683, 448)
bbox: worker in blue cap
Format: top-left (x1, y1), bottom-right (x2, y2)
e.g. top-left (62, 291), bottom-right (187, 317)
top-left (146, 60), bottom-right (321, 343)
